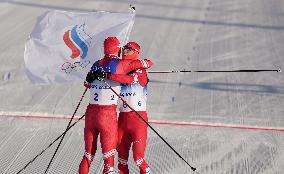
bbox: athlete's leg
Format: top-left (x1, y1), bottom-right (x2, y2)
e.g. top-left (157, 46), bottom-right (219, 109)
top-left (99, 109), bottom-right (118, 174)
top-left (79, 105), bottom-right (99, 174)
top-left (131, 112), bottom-right (151, 174)
top-left (117, 114), bottom-right (132, 174)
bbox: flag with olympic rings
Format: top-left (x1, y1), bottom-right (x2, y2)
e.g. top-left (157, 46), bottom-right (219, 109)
top-left (24, 10), bottom-right (135, 84)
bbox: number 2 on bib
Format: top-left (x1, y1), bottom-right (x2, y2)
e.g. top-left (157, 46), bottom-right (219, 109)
top-left (111, 95), bottom-right (115, 100)
top-left (94, 93), bottom-right (98, 101)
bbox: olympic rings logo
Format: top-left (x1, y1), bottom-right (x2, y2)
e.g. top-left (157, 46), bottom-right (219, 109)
top-left (61, 60), bottom-right (91, 74)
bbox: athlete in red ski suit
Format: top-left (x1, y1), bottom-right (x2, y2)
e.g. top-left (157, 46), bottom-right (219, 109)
top-left (79, 37), bottom-right (152, 174)
top-left (106, 42), bottom-right (151, 174)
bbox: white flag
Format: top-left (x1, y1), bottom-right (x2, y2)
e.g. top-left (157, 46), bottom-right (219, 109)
top-left (24, 10), bottom-right (135, 84)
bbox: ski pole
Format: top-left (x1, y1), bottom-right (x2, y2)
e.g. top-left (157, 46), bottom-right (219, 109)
top-left (44, 87), bottom-right (88, 174)
top-left (148, 69), bottom-right (281, 73)
top-left (17, 114), bottom-right (86, 174)
top-left (101, 79), bottom-right (196, 172)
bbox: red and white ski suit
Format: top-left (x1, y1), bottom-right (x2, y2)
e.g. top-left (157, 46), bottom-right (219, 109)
top-left (79, 56), bottom-right (152, 174)
top-left (108, 69), bottom-right (151, 174)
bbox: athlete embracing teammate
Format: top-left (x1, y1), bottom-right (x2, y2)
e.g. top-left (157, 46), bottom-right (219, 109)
top-left (106, 42), bottom-right (151, 174)
top-left (79, 37), bottom-right (152, 174)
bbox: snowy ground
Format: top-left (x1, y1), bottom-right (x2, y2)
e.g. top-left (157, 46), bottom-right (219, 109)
top-left (0, 0), bottom-right (284, 173)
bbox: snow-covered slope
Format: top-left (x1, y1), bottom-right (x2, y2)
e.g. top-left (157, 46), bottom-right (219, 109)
top-left (0, 0), bottom-right (284, 173)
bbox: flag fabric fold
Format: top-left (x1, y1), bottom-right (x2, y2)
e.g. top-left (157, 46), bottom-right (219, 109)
top-left (24, 10), bottom-right (135, 84)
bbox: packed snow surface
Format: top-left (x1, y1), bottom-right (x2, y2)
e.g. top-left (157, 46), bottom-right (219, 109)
top-left (0, 0), bottom-right (284, 173)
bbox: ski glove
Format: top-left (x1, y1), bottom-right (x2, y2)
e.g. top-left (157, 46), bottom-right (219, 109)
top-left (86, 71), bottom-right (99, 83)
top-left (140, 59), bottom-right (153, 69)
top-left (86, 70), bottom-right (110, 83)
top-left (95, 71), bottom-right (109, 81)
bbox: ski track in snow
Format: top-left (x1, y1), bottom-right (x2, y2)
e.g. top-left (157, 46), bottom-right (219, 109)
top-left (0, 0), bottom-right (284, 173)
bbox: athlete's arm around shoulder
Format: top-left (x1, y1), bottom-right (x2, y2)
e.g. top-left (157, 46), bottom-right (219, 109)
top-left (107, 69), bottom-right (148, 87)
top-left (126, 59), bottom-right (153, 73)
